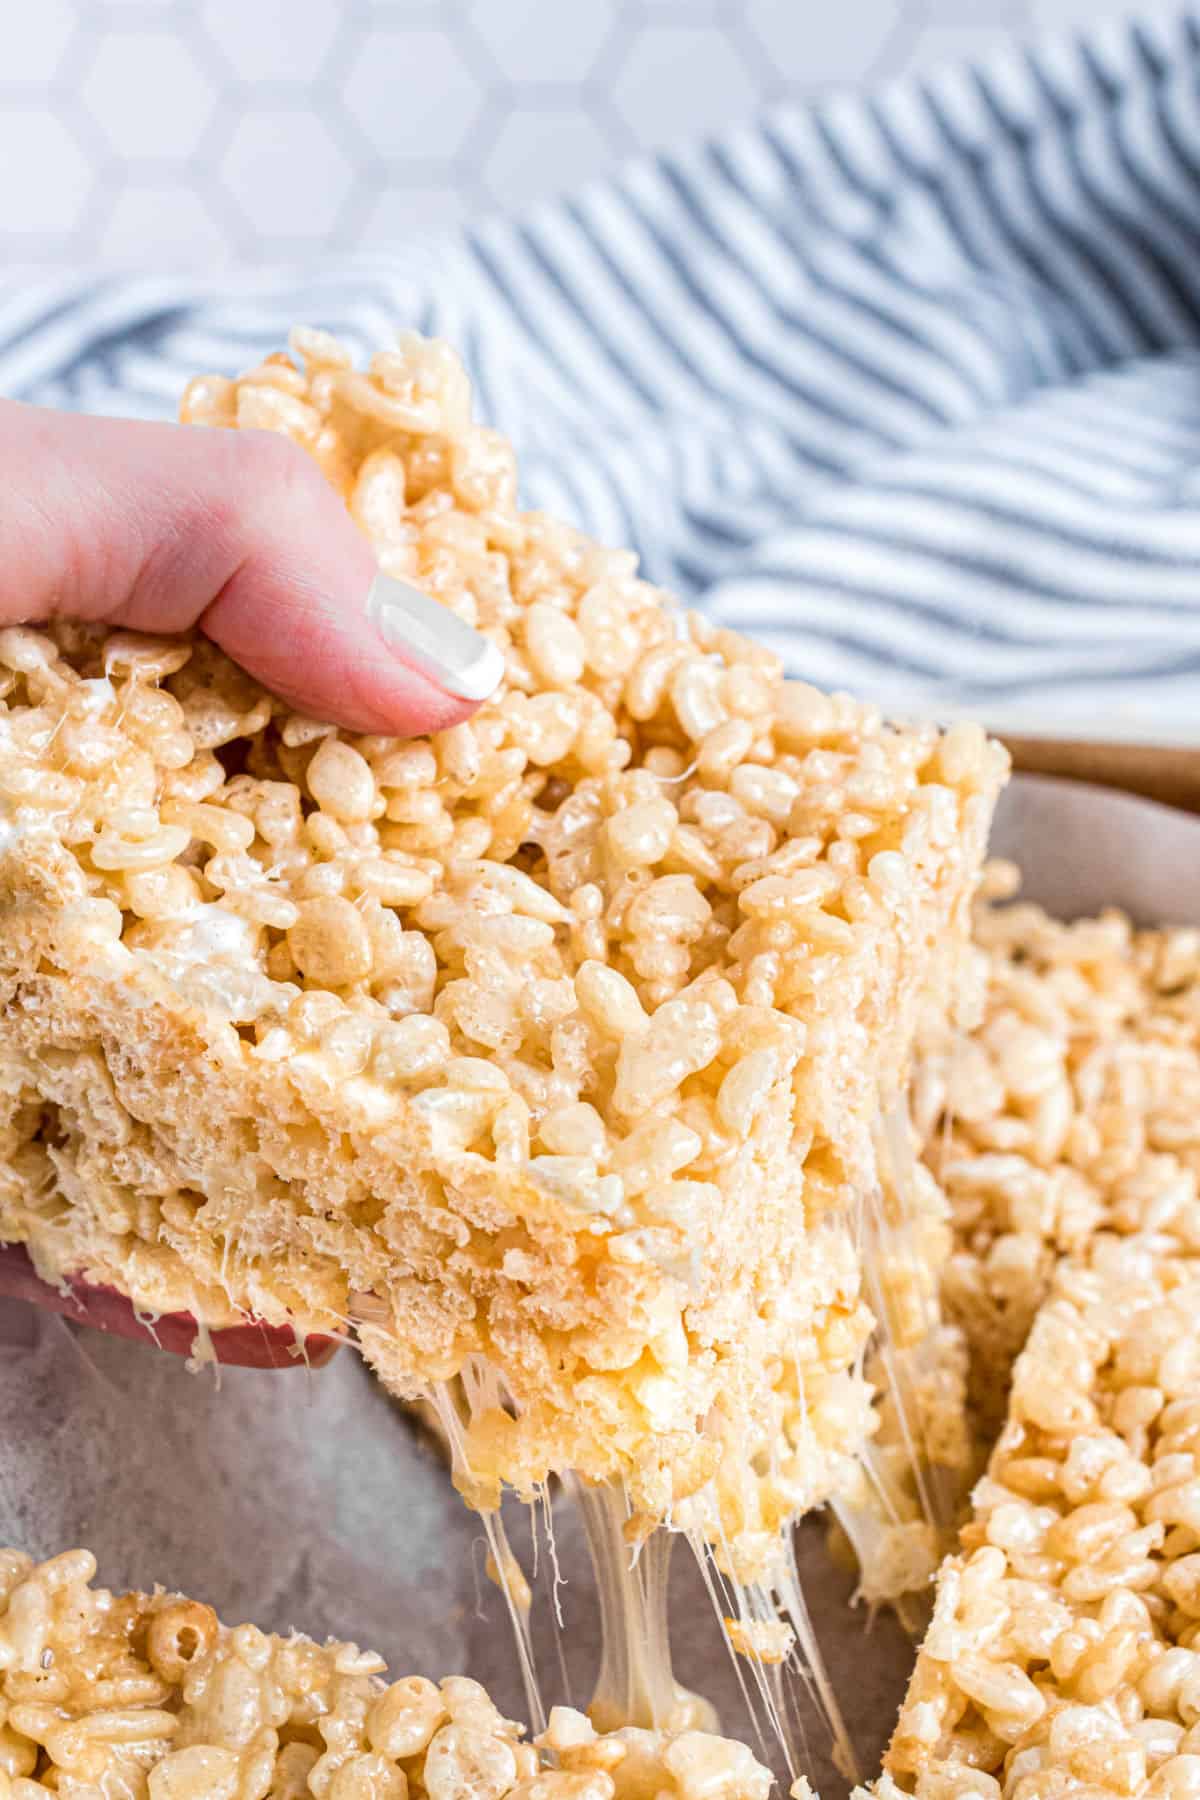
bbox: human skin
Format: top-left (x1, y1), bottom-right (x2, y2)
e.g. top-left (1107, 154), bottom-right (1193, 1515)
top-left (0, 400), bottom-right (489, 734)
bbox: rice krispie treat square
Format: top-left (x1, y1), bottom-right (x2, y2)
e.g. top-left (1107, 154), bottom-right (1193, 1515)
top-left (914, 885), bottom-right (1200, 1443)
top-left (0, 331), bottom-right (1005, 1572)
top-left (872, 1233), bottom-right (1200, 1799)
top-left (0, 1546), bottom-right (774, 1800)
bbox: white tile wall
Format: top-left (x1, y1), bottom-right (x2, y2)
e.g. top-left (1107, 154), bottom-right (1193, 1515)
top-left (0, 0), bottom-right (1151, 267)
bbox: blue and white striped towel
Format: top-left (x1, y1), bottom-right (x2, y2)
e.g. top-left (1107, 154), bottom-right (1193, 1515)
top-left (5, 6), bottom-right (1200, 743)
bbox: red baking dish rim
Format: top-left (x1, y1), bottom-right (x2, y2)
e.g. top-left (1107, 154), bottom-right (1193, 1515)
top-left (0, 1241), bottom-right (341, 1368)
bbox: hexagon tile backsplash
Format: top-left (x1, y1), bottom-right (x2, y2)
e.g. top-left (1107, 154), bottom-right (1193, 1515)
top-left (3, 0), bottom-right (1144, 267)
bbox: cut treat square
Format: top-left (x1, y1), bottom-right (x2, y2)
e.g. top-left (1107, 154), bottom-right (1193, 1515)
top-left (913, 887), bottom-right (1200, 1443)
top-left (0, 1545), bottom-right (775, 1800)
top-left (0, 331), bottom-right (1005, 1575)
top-left (872, 1229), bottom-right (1200, 1799)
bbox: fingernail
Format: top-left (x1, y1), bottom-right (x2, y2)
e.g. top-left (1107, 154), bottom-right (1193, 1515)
top-left (367, 573), bottom-right (504, 702)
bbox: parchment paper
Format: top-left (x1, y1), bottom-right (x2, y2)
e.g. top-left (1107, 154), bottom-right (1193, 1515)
top-left (2, 774), bottom-right (1195, 1797)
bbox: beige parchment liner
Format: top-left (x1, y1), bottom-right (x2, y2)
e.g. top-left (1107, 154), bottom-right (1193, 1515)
top-left (1, 771), bottom-right (1190, 1799)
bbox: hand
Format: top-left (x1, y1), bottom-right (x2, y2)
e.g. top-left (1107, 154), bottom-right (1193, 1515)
top-left (0, 399), bottom-right (503, 732)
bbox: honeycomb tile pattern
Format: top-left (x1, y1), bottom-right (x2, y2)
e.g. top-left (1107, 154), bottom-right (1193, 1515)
top-left (0, 0), bottom-right (1142, 267)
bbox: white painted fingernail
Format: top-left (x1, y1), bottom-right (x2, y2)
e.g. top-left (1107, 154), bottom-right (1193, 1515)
top-left (367, 573), bottom-right (504, 702)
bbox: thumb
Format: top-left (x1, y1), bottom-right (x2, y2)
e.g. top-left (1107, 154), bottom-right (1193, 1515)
top-left (0, 400), bottom-right (503, 735)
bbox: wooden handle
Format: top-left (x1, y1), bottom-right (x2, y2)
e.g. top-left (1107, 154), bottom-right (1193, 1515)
top-left (1002, 736), bottom-right (1200, 814)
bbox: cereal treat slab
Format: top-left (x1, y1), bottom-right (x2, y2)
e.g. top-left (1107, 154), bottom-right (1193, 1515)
top-left (0, 1547), bottom-right (773, 1800)
top-left (0, 330), bottom-right (1005, 1565)
top-left (867, 1231), bottom-right (1200, 1800)
top-left (913, 878), bottom-right (1200, 1444)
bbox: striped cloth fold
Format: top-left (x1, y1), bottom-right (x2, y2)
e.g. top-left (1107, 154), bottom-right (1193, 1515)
top-left (5, 4), bottom-right (1200, 741)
